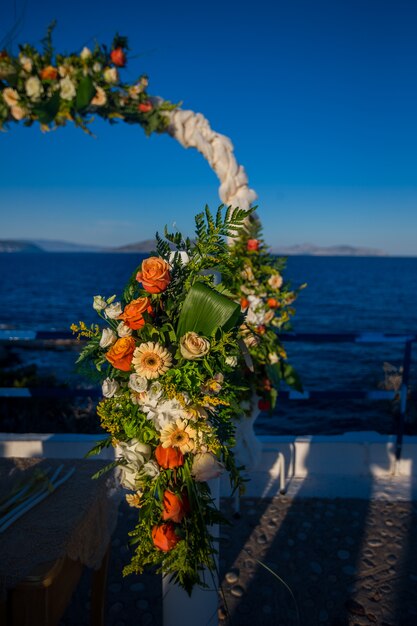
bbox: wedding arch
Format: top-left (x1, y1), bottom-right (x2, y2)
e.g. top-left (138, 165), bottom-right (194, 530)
top-left (0, 29), bottom-right (257, 213)
top-left (1, 30), bottom-right (299, 623)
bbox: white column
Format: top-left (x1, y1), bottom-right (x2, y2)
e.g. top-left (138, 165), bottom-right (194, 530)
top-left (162, 478), bottom-right (220, 626)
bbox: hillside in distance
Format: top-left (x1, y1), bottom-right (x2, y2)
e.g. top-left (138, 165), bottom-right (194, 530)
top-left (0, 239), bottom-right (389, 256)
top-left (271, 243), bottom-right (388, 257)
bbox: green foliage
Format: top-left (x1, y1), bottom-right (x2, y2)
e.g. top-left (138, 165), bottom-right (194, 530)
top-left (176, 282), bottom-right (241, 338)
top-left (0, 27), bottom-right (176, 134)
top-left (75, 76), bottom-right (95, 111)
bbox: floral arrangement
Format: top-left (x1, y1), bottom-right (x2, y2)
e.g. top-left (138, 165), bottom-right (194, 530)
top-left (224, 213), bottom-right (304, 411)
top-left (71, 206), bottom-right (253, 592)
top-left (0, 24), bottom-right (174, 134)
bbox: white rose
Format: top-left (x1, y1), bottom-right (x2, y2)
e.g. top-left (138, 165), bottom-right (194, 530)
top-left (91, 85), bottom-right (107, 106)
top-left (269, 352), bottom-right (279, 364)
top-left (117, 321), bottom-right (132, 337)
top-left (104, 67), bottom-right (118, 83)
top-left (180, 332), bottom-right (210, 360)
top-left (128, 373), bottom-right (148, 393)
top-left (102, 378), bottom-right (119, 398)
top-left (191, 453), bottom-right (224, 482)
top-left (58, 65), bottom-right (68, 78)
top-left (93, 295), bottom-right (107, 311)
top-left (2, 87), bottom-right (19, 107)
top-left (25, 76), bottom-right (43, 101)
top-left (99, 328), bottom-right (117, 348)
top-left (105, 302), bottom-right (123, 319)
top-left (80, 46), bottom-right (92, 60)
top-left (148, 381), bottom-right (164, 400)
top-left (142, 460), bottom-right (160, 478)
top-left (60, 76), bottom-right (76, 101)
top-left (246, 307), bottom-right (265, 326)
top-left (19, 55), bottom-right (33, 73)
top-left (225, 355), bottom-right (238, 367)
top-left (93, 62), bottom-right (102, 73)
top-left (119, 465), bottom-right (138, 490)
top-left (268, 273), bottom-right (283, 290)
top-left (118, 439), bottom-right (151, 465)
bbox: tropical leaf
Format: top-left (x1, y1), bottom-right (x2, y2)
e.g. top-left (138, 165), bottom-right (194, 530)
top-left (33, 92), bottom-right (60, 124)
top-left (176, 282), bottom-right (241, 338)
top-left (76, 76), bottom-right (95, 110)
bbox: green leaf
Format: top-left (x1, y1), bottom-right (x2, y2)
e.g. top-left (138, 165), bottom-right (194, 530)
top-left (176, 282), bottom-right (241, 338)
top-left (33, 92), bottom-right (60, 124)
top-left (266, 362), bottom-right (282, 388)
top-left (281, 363), bottom-right (303, 393)
top-left (85, 437), bottom-right (112, 458)
top-left (76, 76), bottom-right (95, 110)
top-left (91, 460), bottom-right (120, 480)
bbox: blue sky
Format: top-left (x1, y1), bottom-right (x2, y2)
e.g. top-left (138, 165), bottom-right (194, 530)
top-left (1, 0), bottom-right (416, 254)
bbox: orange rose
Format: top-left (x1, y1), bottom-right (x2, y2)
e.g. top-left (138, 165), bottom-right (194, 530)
top-left (152, 523), bottom-right (180, 552)
top-left (240, 297), bottom-right (249, 311)
top-left (138, 101), bottom-right (152, 113)
top-left (136, 257), bottom-right (171, 294)
top-left (247, 239), bottom-right (259, 251)
top-left (110, 47), bottom-right (126, 67)
top-left (40, 65), bottom-right (58, 80)
top-left (106, 336), bottom-right (136, 371)
top-left (162, 490), bottom-right (190, 523)
top-left (155, 445), bottom-right (184, 469)
top-left (119, 297), bottom-right (153, 330)
top-left (267, 298), bottom-right (280, 309)
top-left (263, 378), bottom-right (272, 391)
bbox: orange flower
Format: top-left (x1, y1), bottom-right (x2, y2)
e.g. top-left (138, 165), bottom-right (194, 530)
top-left (110, 47), bottom-right (126, 67)
top-left (119, 297), bottom-right (152, 330)
top-left (162, 490), bottom-right (190, 523)
top-left (263, 378), bottom-right (272, 391)
top-left (247, 239), bottom-right (259, 251)
top-left (136, 257), bottom-right (171, 294)
top-left (267, 298), bottom-right (280, 309)
top-left (138, 101), bottom-right (152, 113)
top-left (106, 336), bottom-right (136, 371)
top-left (152, 523), bottom-right (180, 552)
top-left (155, 445), bottom-right (184, 469)
top-left (240, 297), bottom-right (249, 311)
top-left (40, 65), bottom-right (58, 80)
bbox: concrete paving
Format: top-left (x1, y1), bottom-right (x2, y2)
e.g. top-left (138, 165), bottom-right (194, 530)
top-left (60, 496), bottom-right (417, 626)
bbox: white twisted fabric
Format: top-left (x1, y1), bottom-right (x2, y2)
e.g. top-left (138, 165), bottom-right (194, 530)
top-left (161, 105), bottom-right (262, 470)
top-left (165, 108), bottom-right (258, 211)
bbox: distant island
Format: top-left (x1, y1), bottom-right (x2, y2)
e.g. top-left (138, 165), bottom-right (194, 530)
top-left (270, 243), bottom-right (387, 257)
top-left (0, 239), bottom-right (388, 256)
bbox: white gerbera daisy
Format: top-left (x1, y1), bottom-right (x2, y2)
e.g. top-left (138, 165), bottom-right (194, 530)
top-left (132, 342), bottom-right (172, 379)
top-left (160, 419), bottom-right (196, 453)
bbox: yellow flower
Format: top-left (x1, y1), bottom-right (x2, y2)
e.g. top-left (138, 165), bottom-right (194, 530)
top-left (125, 491), bottom-right (143, 508)
top-left (132, 341), bottom-right (172, 379)
top-left (160, 419), bottom-right (196, 453)
top-left (186, 405), bottom-right (208, 420)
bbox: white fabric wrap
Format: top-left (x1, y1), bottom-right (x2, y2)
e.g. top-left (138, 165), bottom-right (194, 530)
top-left (163, 107), bottom-right (257, 212)
top-left (233, 394), bottom-right (263, 471)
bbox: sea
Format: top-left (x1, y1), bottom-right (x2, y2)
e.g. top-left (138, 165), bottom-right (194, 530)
top-left (1, 253), bottom-right (416, 436)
